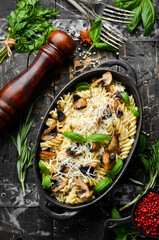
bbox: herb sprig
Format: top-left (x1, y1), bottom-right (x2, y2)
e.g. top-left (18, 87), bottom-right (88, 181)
top-left (63, 131), bottom-right (111, 143)
top-left (114, 0), bottom-right (155, 36)
top-left (11, 102), bottom-right (36, 196)
top-left (121, 92), bottom-right (140, 117)
top-left (0, 0), bottom-right (59, 63)
top-left (120, 134), bottom-right (159, 211)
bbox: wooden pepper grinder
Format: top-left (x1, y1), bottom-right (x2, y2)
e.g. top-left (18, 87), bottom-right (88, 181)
top-left (0, 30), bottom-right (76, 137)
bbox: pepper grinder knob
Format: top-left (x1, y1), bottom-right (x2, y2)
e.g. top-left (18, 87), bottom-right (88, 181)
top-left (0, 30), bottom-right (76, 137)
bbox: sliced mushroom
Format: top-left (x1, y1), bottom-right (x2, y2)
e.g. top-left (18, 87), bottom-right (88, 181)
top-left (98, 105), bottom-right (112, 123)
top-left (100, 150), bottom-right (116, 171)
top-left (80, 162), bottom-right (98, 177)
top-left (107, 132), bottom-right (120, 152)
top-left (73, 179), bottom-right (93, 198)
top-left (90, 142), bottom-right (100, 152)
top-left (39, 151), bottom-right (56, 161)
top-left (102, 72), bottom-right (112, 87)
top-left (74, 97), bottom-right (87, 109)
top-left (114, 99), bottom-right (123, 118)
top-left (51, 175), bottom-right (68, 192)
top-left (90, 72), bottom-right (112, 88)
top-left (41, 122), bottom-right (57, 141)
top-left (66, 147), bottom-right (82, 157)
top-left (73, 93), bottom-right (81, 102)
top-left (57, 107), bottom-right (66, 122)
top-left (60, 164), bottom-right (70, 173)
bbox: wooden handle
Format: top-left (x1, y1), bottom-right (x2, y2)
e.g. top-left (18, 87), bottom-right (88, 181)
top-left (0, 30), bottom-right (76, 137)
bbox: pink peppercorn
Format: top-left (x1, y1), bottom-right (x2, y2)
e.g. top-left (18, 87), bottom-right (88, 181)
top-left (134, 191), bottom-right (159, 237)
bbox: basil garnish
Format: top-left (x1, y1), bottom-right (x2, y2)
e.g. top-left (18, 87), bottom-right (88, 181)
top-left (76, 82), bottom-right (90, 92)
top-left (87, 134), bottom-right (111, 142)
top-left (121, 92), bottom-right (130, 106)
top-left (129, 106), bottom-right (140, 117)
top-left (115, 0), bottom-right (155, 36)
top-left (63, 132), bottom-right (111, 143)
top-left (43, 174), bottom-right (51, 189)
top-left (63, 132), bottom-right (85, 142)
top-left (39, 161), bottom-right (50, 175)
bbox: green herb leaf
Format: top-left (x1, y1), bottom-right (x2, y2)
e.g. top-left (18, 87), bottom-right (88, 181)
top-left (141, 0), bottom-right (155, 36)
top-left (94, 42), bottom-right (117, 52)
top-left (137, 134), bottom-right (146, 153)
top-left (111, 207), bottom-right (128, 237)
top-left (121, 92), bottom-right (130, 106)
top-left (114, 0), bottom-right (141, 10)
top-left (88, 134), bottom-right (111, 142)
top-left (76, 82), bottom-right (90, 92)
top-left (43, 174), bottom-right (51, 189)
top-left (94, 177), bottom-right (112, 195)
top-left (129, 177), bottom-right (144, 185)
top-left (127, 4), bottom-right (142, 33)
top-left (89, 17), bottom-right (101, 43)
top-left (129, 106), bottom-right (140, 117)
top-left (63, 131), bottom-right (85, 142)
top-left (110, 159), bottom-right (123, 177)
top-left (39, 161), bottom-right (50, 174)
top-left (139, 155), bottom-right (150, 174)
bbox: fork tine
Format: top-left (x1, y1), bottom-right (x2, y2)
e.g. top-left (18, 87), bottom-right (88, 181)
top-left (100, 35), bottom-right (119, 49)
top-left (100, 32), bottom-right (122, 47)
top-left (103, 8), bottom-right (135, 17)
top-left (104, 4), bottom-right (136, 14)
top-left (102, 12), bottom-right (134, 21)
top-left (102, 16), bottom-right (132, 24)
top-left (103, 24), bottom-right (127, 41)
top-left (101, 28), bottom-right (124, 44)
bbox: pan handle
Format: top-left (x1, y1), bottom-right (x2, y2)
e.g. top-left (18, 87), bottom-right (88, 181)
top-left (104, 215), bottom-right (132, 229)
top-left (96, 60), bottom-right (137, 86)
top-left (39, 197), bottom-right (80, 219)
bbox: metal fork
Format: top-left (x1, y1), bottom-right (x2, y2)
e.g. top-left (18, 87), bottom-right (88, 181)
top-left (67, 0), bottom-right (129, 49)
top-left (80, 0), bottom-right (135, 24)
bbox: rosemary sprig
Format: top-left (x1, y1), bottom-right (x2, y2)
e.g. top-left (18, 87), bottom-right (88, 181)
top-left (120, 135), bottom-right (159, 211)
top-left (11, 102), bottom-right (35, 196)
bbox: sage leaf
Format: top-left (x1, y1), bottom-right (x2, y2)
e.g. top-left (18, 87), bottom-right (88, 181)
top-left (121, 92), bottom-right (130, 106)
top-left (39, 161), bottom-right (50, 174)
top-left (43, 174), bottom-right (51, 189)
top-left (88, 134), bottom-right (111, 142)
top-left (89, 17), bottom-right (101, 43)
top-left (129, 106), bottom-right (140, 117)
top-left (63, 131), bottom-right (85, 142)
top-left (141, 0), bottom-right (155, 36)
top-left (114, 0), bottom-right (141, 10)
top-left (76, 82), bottom-right (90, 92)
top-left (137, 134), bottom-right (146, 154)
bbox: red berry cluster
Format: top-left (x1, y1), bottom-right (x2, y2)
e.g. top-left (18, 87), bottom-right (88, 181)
top-left (134, 191), bottom-right (159, 237)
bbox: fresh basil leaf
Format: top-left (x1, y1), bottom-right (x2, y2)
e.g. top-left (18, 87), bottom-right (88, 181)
top-left (121, 92), bottom-right (130, 106)
top-left (63, 132), bottom-right (85, 142)
top-left (111, 206), bottom-right (121, 219)
top-left (111, 207), bottom-right (128, 237)
top-left (137, 134), bottom-right (146, 153)
top-left (94, 42), bottom-right (117, 52)
top-left (39, 161), bottom-right (50, 174)
top-left (43, 174), bottom-right (51, 189)
top-left (76, 82), bottom-right (90, 92)
top-left (89, 17), bottom-right (101, 43)
top-left (139, 155), bottom-right (149, 174)
top-left (94, 177), bottom-right (112, 194)
top-left (127, 4), bottom-right (142, 33)
top-left (110, 159), bottom-right (123, 176)
top-left (114, 0), bottom-right (141, 10)
top-left (129, 106), bottom-right (140, 117)
top-left (88, 134), bottom-right (111, 142)
top-left (141, 0), bottom-right (155, 36)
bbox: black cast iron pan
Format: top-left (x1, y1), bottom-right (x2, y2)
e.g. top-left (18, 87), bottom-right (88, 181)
top-left (104, 188), bottom-right (159, 239)
top-left (34, 59), bottom-right (142, 219)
